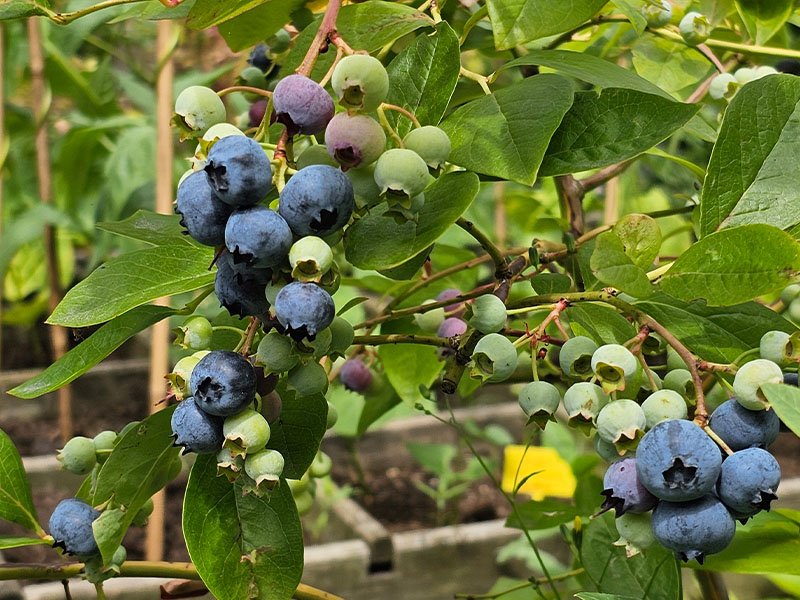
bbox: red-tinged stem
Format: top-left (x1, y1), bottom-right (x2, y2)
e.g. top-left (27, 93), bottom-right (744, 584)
top-left (296, 0), bottom-right (343, 77)
top-left (217, 86), bottom-right (272, 98)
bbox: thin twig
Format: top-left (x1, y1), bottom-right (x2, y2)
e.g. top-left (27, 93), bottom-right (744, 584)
top-left (380, 103), bottom-right (421, 128)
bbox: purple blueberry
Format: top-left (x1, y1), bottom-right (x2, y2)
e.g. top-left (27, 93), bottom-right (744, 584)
top-left (175, 170), bottom-right (233, 246)
top-left (279, 165), bottom-right (354, 237)
top-left (708, 398), bottom-right (780, 451)
top-left (717, 447), bottom-right (780, 514)
top-left (249, 99), bottom-right (268, 128)
top-left (635, 419), bottom-right (722, 502)
top-left (189, 350), bottom-right (257, 416)
top-left (436, 288), bottom-right (465, 316)
top-left (272, 74), bottom-right (334, 136)
top-left (225, 205), bottom-right (293, 269)
top-left (324, 112), bottom-right (386, 170)
top-left (49, 498), bottom-right (101, 558)
top-left (274, 281), bottom-right (335, 341)
top-left (600, 457), bottom-right (658, 516)
top-left (437, 317), bottom-right (467, 338)
top-left (215, 255), bottom-right (271, 320)
top-left (171, 397), bottom-right (225, 454)
top-left (205, 136), bottom-right (272, 207)
top-left (651, 494), bottom-right (735, 564)
top-left (339, 359), bottom-right (373, 392)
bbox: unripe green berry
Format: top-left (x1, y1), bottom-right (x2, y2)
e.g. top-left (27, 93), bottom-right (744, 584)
top-left (594, 434), bottom-right (624, 462)
top-left (641, 389), bottom-right (688, 429)
top-left (58, 436), bottom-right (97, 475)
top-left (518, 381), bottom-right (560, 429)
top-left (679, 11), bottom-right (710, 46)
top-left (170, 355), bottom-right (200, 399)
top-left (309, 451), bottom-right (332, 478)
top-left (177, 316), bottom-right (213, 351)
top-left (733, 358), bottom-right (783, 410)
top-left (709, 73), bottom-right (738, 100)
top-left (257, 331), bottom-right (299, 374)
top-left (93, 430), bottom-right (118, 464)
top-left (559, 336), bottom-right (598, 380)
top-left (781, 283), bottom-right (800, 304)
top-left (666, 347), bottom-right (688, 371)
top-left (591, 344), bottom-right (639, 394)
top-left (402, 126), bottom-right (451, 170)
top-left (217, 448), bottom-right (245, 482)
top-left (307, 327), bottom-right (333, 359)
top-left (596, 399), bottom-right (646, 453)
top-left (173, 86), bottom-right (226, 137)
top-left (326, 400), bottom-right (338, 429)
top-left (663, 368), bottom-right (696, 404)
top-left (469, 294), bottom-right (507, 334)
top-left (294, 490), bottom-right (315, 516)
top-left (328, 316), bottom-right (355, 358)
top-left (289, 236), bottom-right (333, 282)
top-left (470, 333), bottom-right (518, 382)
top-left (563, 382), bottom-right (609, 435)
top-left (287, 360), bottom-right (329, 396)
top-left (296, 144), bottom-right (339, 170)
top-left (131, 498), bottom-right (154, 527)
top-left (614, 513), bottom-right (654, 558)
top-left (374, 148), bottom-right (429, 200)
top-left (414, 301), bottom-right (446, 333)
top-left (223, 409), bottom-right (271, 458)
top-left (244, 448), bottom-right (285, 490)
top-left (760, 330), bottom-right (791, 366)
top-left (331, 54), bottom-right (389, 112)
top-left (109, 545), bottom-right (127, 569)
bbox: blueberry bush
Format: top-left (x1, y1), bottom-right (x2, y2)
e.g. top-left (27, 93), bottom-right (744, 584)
top-left (5, 0), bottom-right (800, 599)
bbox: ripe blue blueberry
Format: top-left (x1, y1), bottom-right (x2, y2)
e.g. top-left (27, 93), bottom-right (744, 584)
top-left (49, 498), bottom-right (101, 558)
top-left (331, 54), bottom-right (389, 112)
top-left (600, 457), bottom-right (658, 516)
top-left (205, 136), bottom-right (272, 207)
top-left (709, 398), bottom-right (780, 450)
top-left (225, 205), bottom-right (293, 269)
top-left (279, 165), bottom-right (355, 237)
top-left (215, 256), bottom-right (271, 320)
top-left (339, 358), bottom-right (373, 392)
top-left (175, 171), bottom-right (233, 246)
top-left (717, 447), bottom-right (780, 514)
top-left (274, 282), bottom-right (336, 341)
top-left (190, 350), bottom-right (257, 417)
top-left (248, 44), bottom-right (272, 73)
top-left (219, 248), bottom-right (273, 286)
top-left (324, 112), bottom-right (386, 170)
top-left (272, 74), bottom-right (335, 135)
top-left (559, 336), bottom-right (598, 380)
top-left (171, 397), bottom-right (225, 454)
top-left (635, 419), bottom-right (722, 502)
top-left (651, 494), bottom-right (735, 563)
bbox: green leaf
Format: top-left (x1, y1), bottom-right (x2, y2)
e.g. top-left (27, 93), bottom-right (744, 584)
top-left (691, 510), bottom-right (800, 575)
top-left (183, 455), bottom-right (303, 600)
top-left (0, 204), bottom-right (73, 278)
top-left (530, 273), bottom-right (572, 294)
top-left (736, 0), bottom-right (793, 45)
top-left (48, 245), bottom-right (215, 327)
top-left (407, 442), bottom-right (456, 476)
top-left (441, 75), bottom-right (574, 185)
top-left (635, 293), bottom-right (796, 363)
top-left (384, 22), bottom-right (460, 138)
top-left (762, 383), bottom-right (800, 434)
top-left (0, 429), bottom-right (41, 535)
top-left (378, 246), bottom-right (431, 281)
top-left (96, 210), bottom-right (198, 247)
top-left (9, 306), bottom-right (177, 399)
top-left (610, 0), bottom-right (647, 33)
top-left (0, 0), bottom-right (50, 19)
top-left (187, 0), bottom-right (267, 29)
top-left (266, 380), bottom-right (327, 480)
top-left (565, 303), bottom-right (637, 345)
top-left (217, 0), bottom-right (304, 52)
top-left (613, 214), bottom-right (662, 270)
top-left (539, 88), bottom-right (699, 177)
top-left (92, 408), bottom-right (181, 563)
top-left (701, 0), bottom-right (736, 25)
top-left (486, 0), bottom-right (607, 49)
top-left (344, 171), bottom-right (479, 270)
top-left (0, 536), bottom-right (50, 549)
top-left (356, 381), bottom-right (402, 436)
top-left (660, 224), bottom-right (800, 305)
top-left (498, 49), bottom-right (671, 98)
top-left (631, 36), bottom-right (713, 98)
top-left (590, 232), bottom-right (653, 298)
top-left (284, 1), bottom-right (433, 79)
top-left (700, 75), bottom-right (800, 236)
top-left (109, 0), bottom-right (196, 22)
top-left (505, 498), bottom-right (581, 530)
top-left (581, 513), bottom-right (681, 600)
top-left (577, 595), bottom-right (642, 600)
top-left (378, 320), bottom-right (443, 407)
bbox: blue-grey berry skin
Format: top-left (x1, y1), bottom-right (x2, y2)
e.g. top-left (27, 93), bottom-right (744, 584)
top-left (708, 399), bottom-right (780, 451)
top-left (215, 256), bottom-right (271, 320)
top-left (190, 351), bottom-right (257, 417)
top-left (274, 282), bottom-right (335, 341)
top-left (601, 458), bottom-right (658, 516)
top-left (204, 136), bottom-right (272, 207)
top-left (651, 494), bottom-right (735, 564)
top-left (225, 206), bottom-right (293, 269)
top-left (49, 498), bottom-right (101, 558)
top-left (635, 419), bottom-right (722, 502)
top-left (170, 397), bottom-right (225, 453)
top-left (175, 171), bottom-right (233, 246)
top-left (272, 75), bottom-right (335, 136)
top-left (279, 165), bottom-right (354, 237)
top-left (219, 249), bottom-right (273, 286)
top-left (717, 447), bottom-right (780, 514)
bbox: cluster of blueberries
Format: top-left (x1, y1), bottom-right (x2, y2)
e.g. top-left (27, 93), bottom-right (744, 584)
top-left (523, 329), bottom-right (793, 564)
